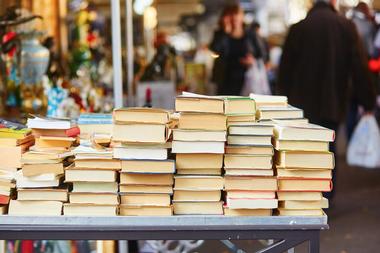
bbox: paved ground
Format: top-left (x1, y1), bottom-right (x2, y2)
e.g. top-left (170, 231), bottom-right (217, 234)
top-left (197, 130), bottom-right (380, 253)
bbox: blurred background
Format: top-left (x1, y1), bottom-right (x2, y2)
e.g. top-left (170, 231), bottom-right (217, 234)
top-left (0, 0), bottom-right (380, 252)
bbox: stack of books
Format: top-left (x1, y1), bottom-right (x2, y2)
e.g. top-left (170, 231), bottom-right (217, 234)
top-left (172, 93), bottom-right (227, 215)
top-left (8, 116), bottom-right (78, 216)
top-left (113, 108), bottom-right (174, 216)
top-left (64, 143), bottom-right (119, 216)
top-left (274, 122), bottom-right (335, 216)
top-left (77, 113), bottom-right (113, 139)
top-left (0, 171), bottom-right (16, 214)
top-left (0, 122), bottom-right (34, 213)
top-left (224, 120), bottom-right (277, 216)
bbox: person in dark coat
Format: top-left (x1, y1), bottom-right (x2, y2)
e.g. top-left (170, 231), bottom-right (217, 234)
top-left (210, 4), bottom-right (262, 95)
top-left (277, 0), bottom-right (376, 199)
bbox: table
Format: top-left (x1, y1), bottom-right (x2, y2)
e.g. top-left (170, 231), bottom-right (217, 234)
top-left (0, 215), bottom-right (328, 253)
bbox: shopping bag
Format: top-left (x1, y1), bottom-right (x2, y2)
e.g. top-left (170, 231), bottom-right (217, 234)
top-left (241, 59), bottom-right (271, 96)
top-left (347, 115), bottom-right (380, 168)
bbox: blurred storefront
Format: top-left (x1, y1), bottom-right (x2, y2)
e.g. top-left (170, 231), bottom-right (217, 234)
top-left (0, 0), bottom-right (379, 119)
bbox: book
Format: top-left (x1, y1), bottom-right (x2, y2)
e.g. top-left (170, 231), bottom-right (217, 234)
top-left (249, 94), bottom-right (288, 108)
top-left (174, 176), bottom-right (224, 190)
top-left (178, 113), bottom-right (227, 131)
top-left (72, 182), bottom-right (118, 193)
top-left (175, 154), bottom-right (223, 169)
top-left (113, 147), bottom-right (168, 160)
top-left (17, 189), bottom-right (68, 201)
top-left (69, 193), bottom-right (119, 205)
top-left (226, 191), bottom-right (276, 199)
top-left (277, 208), bottom-right (324, 216)
top-left (279, 198), bottom-right (329, 209)
top-left (27, 116), bottom-right (74, 130)
top-left (32, 127), bottom-right (80, 138)
top-left (277, 178), bottom-right (332, 192)
top-left (78, 124), bottom-right (113, 138)
top-left (277, 192), bottom-right (322, 201)
top-left (22, 150), bottom-right (73, 162)
top-left (257, 106), bottom-right (303, 120)
top-left (113, 124), bottom-right (168, 143)
top-left (0, 177), bottom-right (16, 188)
top-left (223, 97), bottom-right (256, 115)
top-left (0, 146), bottom-right (24, 170)
top-left (121, 160), bottom-right (175, 174)
top-left (270, 118), bottom-right (309, 125)
top-left (225, 145), bottom-right (274, 156)
top-left (276, 168), bottom-right (332, 179)
top-left (226, 198), bottom-right (278, 209)
top-left (8, 200), bottom-right (63, 216)
top-left (0, 134), bottom-right (34, 147)
top-left (78, 113), bottom-right (113, 121)
top-left (273, 139), bottom-right (330, 152)
top-left (228, 124), bottom-right (273, 136)
top-left (119, 205), bottom-right (173, 216)
top-left (65, 169), bottom-right (117, 182)
top-left (273, 123), bottom-right (335, 142)
top-left (120, 173), bottom-right (173, 185)
top-left (0, 195), bottom-right (10, 205)
top-left (120, 193), bottom-right (170, 206)
top-left (173, 129), bottom-right (226, 142)
top-left (176, 168), bottom-right (221, 175)
top-left (114, 108), bottom-right (170, 124)
top-left (227, 135), bottom-right (272, 146)
top-left (16, 175), bottom-right (61, 188)
top-left (227, 115), bottom-right (256, 122)
top-left (175, 94), bottom-right (224, 114)
top-left (64, 204), bottom-right (117, 216)
top-left (0, 128), bottom-right (31, 139)
top-left (22, 163), bottom-right (64, 177)
top-left (74, 159), bottom-right (121, 169)
top-left (73, 145), bottom-right (113, 159)
top-left (224, 176), bottom-right (277, 191)
top-left (224, 207), bottom-right (272, 216)
top-left (172, 141), bottom-right (225, 154)
top-left (276, 151), bottom-right (335, 169)
top-left (173, 201), bottom-right (223, 215)
top-left (119, 185), bottom-right (173, 194)
top-left (35, 136), bottom-right (76, 149)
top-left (173, 190), bottom-right (221, 202)
top-left (224, 155), bottom-right (272, 169)
top-left (224, 168), bottom-right (274, 176)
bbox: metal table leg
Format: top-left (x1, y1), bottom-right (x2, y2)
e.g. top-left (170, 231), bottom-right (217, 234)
top-left (309, 231), bottom-right (320, 253)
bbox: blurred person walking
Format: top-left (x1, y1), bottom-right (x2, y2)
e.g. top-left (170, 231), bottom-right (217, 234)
top-left (277, 0), bottom-right (376, 199)
top-left (347, 2), bottom-right (377, 140)
top-left (351, 2), bottom-right (376, 58)
top-left (210, 4), bottom-right (263, 95)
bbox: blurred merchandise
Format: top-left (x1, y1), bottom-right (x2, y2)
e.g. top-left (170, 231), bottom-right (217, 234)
top-left (20, 31), bottom-right (50, 86)
top-left (347, 114), bottom-right (380, 169)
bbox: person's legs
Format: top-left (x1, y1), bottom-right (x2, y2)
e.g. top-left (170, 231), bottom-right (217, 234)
top-left (346, 100), bottom-right (359, 141)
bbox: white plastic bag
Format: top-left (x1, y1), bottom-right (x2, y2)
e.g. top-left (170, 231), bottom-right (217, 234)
top-left (347, 115), bottom-right (380, 168)
top-left (241, 59), bottom-right (271, 96)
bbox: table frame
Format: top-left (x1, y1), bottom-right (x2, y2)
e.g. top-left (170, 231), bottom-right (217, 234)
top-left (0, 216), bottom-right (328, 253)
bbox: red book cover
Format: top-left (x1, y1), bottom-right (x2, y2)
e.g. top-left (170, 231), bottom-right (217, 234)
top-left (65, 126), bottom-right (80, 137)
top-left (21, 240), bottom-right (33, 253)
top-left (0, 195), bottom-right (10, 205)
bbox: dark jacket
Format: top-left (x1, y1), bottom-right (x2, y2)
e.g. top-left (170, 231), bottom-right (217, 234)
top-left (210, 29), bottom-right (262, 95)
top-left (277, 3), bottom-right (376, 123)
